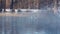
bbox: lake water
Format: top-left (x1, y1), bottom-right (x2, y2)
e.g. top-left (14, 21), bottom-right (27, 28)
top-left (0, 11), bottom-right (60, 34)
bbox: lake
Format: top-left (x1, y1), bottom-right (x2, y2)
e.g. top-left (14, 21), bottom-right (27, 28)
top-left (0, 11), bottom-right (60, 34)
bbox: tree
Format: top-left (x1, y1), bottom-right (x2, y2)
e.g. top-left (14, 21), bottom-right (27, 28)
top-left (0, 0), bottom-right (2, 12)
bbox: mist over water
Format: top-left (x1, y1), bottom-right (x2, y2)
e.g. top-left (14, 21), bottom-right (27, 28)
top-left (0, 10), bottom-right (60, 34)
top-left (0, 0), bottom-right (60, 34)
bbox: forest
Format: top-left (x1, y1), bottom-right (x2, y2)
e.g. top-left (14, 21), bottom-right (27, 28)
top-left (0, 0), bottom-right (59, 9)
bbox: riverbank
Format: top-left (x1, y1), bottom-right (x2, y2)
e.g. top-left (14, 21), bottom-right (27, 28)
top-left (0, 12), bottom-right (37, 17)
top-left (0, 13), bottom-right (27, 16)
